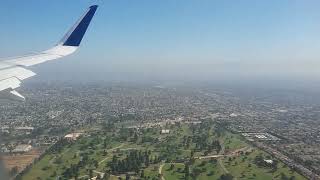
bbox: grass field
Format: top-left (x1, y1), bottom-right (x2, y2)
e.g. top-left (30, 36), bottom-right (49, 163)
top-left (222, 149), bottom-right (306, 180)
top-left (163, 163), bottom-right (185, 180)
top-left (192, 159), bottom-right (224, 180)
top-left (222, 132), bottom-right (247, 152)
top-left (21, 123), bottom-right (307, 180)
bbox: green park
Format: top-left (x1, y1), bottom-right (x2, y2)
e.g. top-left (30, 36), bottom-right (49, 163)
top-left (20, 121), bottom-right (306, 180)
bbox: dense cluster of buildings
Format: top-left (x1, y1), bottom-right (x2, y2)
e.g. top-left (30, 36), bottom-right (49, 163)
top-left (1, 144), bottom-right (32, 153)
top-left (0, 82), bottom-right (319, 178)
top-left (242, 132), bottom-right (280, 141)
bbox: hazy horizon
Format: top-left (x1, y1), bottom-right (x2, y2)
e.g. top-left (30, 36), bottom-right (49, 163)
top-left (1, 1), bottom-right (320, 86)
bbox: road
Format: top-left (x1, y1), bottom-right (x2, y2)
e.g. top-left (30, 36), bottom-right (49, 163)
top-left (217, 139), bottom-right (229, 174)
top-left (196, 155), bottom-right (224, 159)
top-left (98, 144), bottom-right (124, 164)
top-left (159, 163), bottom-right (165, 180)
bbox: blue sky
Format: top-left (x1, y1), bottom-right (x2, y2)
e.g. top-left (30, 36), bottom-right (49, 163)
top-left (1, 0), bottom-right (320, 83)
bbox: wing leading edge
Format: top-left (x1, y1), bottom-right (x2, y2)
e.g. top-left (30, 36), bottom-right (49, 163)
top-left (0, 5), bottom-right (98, 101)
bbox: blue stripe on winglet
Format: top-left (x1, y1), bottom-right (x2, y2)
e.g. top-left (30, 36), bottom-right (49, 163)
top-left (63, 5), bottom-right (98, 46)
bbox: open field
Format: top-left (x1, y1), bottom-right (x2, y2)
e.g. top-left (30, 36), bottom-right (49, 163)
top-left (162, 163), bottom-right (185, 179)
top-left (221, 148), bottom-right (306, 180)
top-left (3, 148), bottom-right (43, 173)
top-left (21, 122), bottom-right (307, 180)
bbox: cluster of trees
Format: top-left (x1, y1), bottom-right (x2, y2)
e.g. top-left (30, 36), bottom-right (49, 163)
top-left (208, 140), bottom-right (222, 154)
top-left (254, 155), bottom-right (278, 171)
top-left (109, 150), bottom-right (159, 174)
top-left (183, 123), bottom-right (222, 155)
top-left (60, 152), bottom-right (99, 179)
top-left (117, 128), bottom-right (135, 141)
top-left (48, 138), bottom-right (69, 154)
top-left (192, 134), bottom-right (221, 154)
top-left (183, 161), bottom-right (219, 180)
top-left (141, 135), bottom-right (158, 144)
top-left (215, 122), bottom-right (229, 137)
top-left (15, 137), bottom-right (71, 179)
top-left (118, 114), bottom-right (138, 122)
top-left (182, 136), bottom-right (192, 148)
top-left (279, 172), bottom-right (296, 180)
top-left (61, 164), bottom-right (80, 179)
top-left (219, 173), bottom-right (234, 180)
top-left (102, 120), bottom-right (116, 133)
top-left (184, 163), bottom-right (190, 179)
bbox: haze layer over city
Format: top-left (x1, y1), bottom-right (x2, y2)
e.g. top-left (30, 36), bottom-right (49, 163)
top-left (0, 1), bottom-right (320, 180)
top-left (2, 1), bottom-right (320, 83)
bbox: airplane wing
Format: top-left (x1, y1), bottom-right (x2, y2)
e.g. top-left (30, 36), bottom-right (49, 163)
top-left (0, 5), bottom-right (98, 101)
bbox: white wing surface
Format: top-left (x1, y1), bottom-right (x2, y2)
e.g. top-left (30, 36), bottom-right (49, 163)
top-left (0, 5), bottom-right (98, 100)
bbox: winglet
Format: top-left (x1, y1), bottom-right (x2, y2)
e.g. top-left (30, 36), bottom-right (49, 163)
top-left (59, 5), bottom-right (98, 47)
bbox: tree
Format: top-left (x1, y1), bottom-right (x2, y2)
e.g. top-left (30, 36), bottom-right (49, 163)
top-left (50, 171), bottom-right (57, 178)
top-left (144, 151), bottom-right (150, 167)
top-left (207, 170), bottom-right (214, 176)
top-left (125, 174), bottom-right (130, 180)
top-left (169, 164), bottom-right (175, 171)
top-left (192, 168), bottom-right (202, 178)
top-left (89, 169), bottom-right (93, 179)
top-left (103, 139), bottom-right (107, 148)
top-left (54, 156), bottom-right (63, 164)
top-left (280, 173), bottom-right (289, 180)
top-left (109, 150), bottom-right (147, 173)
top-left (96, 174), bottom-right (101, 180)
top-left (184, 163), bottom-right (189, 179)
top-left (103, 171), bottom-right (110, 180)
top-left (254, 155), bottom-right (265, 167)
top-left (140, 169), bottom-right (145, 178)
top-left (271, 160), bottom-right (278, 171)
top-left (94, 160), bottom-right (99, 168)
top-left (133, 132), bottom-right (139, 142)
top-left (289, 176), bottom-right (296, 180)
top-left (219, 173), bottom-right (233, 180)
top-left (9, 166), bottom-right (18, 176)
